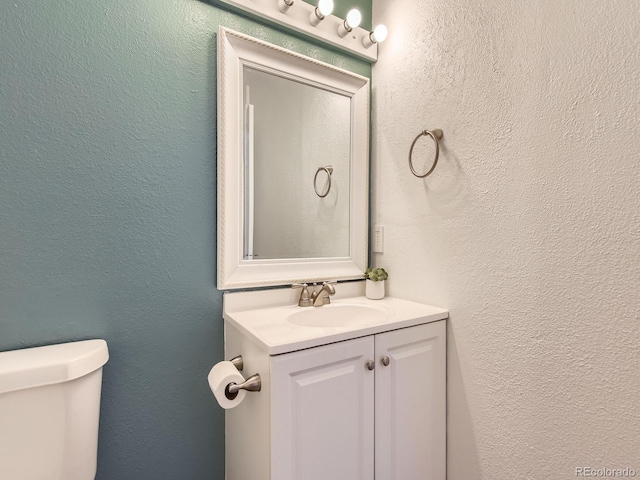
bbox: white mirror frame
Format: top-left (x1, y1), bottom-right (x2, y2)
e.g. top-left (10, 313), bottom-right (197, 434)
top-left (217, 27), bottom-right (369, 290)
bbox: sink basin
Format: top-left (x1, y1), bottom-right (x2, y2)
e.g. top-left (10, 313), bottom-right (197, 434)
top-left (287, 304), bottom-right (390, 328)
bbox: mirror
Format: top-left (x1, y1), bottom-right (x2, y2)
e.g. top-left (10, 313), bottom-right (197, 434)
top-left (243, 66), bottom-right (351, 260)
top-left (217, 27), bottom-right (369, 289)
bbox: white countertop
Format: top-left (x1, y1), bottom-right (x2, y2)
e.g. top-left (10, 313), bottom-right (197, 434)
top-left (223, 281), bottom-right (448, 355)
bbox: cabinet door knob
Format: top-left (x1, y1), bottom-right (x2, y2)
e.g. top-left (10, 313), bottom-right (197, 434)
top-left (366, 360), bottom-right (375, 371)
top-left (381, 356), bottom-right (390, 367)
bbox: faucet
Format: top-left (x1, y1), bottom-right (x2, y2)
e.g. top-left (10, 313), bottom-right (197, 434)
top-left (291, 284), bottom-right (313, 307)
top-left (311, 282), bottom-right (336, 307)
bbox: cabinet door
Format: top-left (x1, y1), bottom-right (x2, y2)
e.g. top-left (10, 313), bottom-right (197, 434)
top-left (271, 336), bottom-right (375, 480)
top-left (375, 321), bottom-right (446, 480)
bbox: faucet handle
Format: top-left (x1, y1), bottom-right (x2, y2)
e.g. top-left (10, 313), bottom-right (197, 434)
top-left (292, 283), bottom-right (313, 307)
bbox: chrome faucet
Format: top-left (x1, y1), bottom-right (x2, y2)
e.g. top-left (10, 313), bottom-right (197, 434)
top-left (311, 282), bottom-right (336, 307)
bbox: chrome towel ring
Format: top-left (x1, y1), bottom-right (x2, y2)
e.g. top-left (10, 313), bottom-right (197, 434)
top-left (314, 165), bottom-right (333, 198)
top-left (408, 129), bottom-right (443, 178)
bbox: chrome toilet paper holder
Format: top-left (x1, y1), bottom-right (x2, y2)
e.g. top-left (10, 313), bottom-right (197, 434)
top-left (225, 355), bottom-right (262, 400)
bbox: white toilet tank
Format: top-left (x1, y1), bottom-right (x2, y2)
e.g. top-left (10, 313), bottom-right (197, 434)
top-left (0, 339), bottom-right (109, 480)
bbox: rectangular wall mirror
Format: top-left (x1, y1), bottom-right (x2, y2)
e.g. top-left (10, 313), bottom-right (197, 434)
top-left (217, 27), bottom-right (369, 289)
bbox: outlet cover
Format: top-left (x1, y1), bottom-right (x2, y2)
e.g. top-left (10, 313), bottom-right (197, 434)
top-left (373, 225), bottom-right (384, 253)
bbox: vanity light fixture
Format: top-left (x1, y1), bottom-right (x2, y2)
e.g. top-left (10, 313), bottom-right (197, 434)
top-left (337, 8), bottom-right (362, 37)
top-left (363, 24), bottom-right (388, 48)
top-left (213, 0), bottom-right (377, 62)
top-left (278, 0), bottom-right (294, 14)
top-left (309, 0), bottom-right (333, 26)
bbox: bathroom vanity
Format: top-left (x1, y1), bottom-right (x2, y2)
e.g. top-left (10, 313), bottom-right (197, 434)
top-left (215, 27), bottom-right (447, 480)
top-left (223, 282), bottom-right (447, 480)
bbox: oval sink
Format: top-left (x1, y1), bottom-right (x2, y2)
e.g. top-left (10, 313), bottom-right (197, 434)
top-left (287, 304), bottom-right (390, 328)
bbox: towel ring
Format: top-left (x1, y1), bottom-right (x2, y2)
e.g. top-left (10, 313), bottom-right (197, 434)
top-left (408, 129), bottom-right (443, 178)
top-left (314, 165), bottom-right (333, 198)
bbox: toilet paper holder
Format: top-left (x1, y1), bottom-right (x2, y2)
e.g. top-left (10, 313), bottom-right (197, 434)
top-left (225, 355), bottom-right (261, 400)
top-left (230, 355), bottom-right (244, 371)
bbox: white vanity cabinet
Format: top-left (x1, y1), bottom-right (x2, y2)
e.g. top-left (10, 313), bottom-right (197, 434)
top-left (270, 335), bottom-right (375, 480)
top-left (374, 321), bottom-right (446, 480)
top-left (225, 318), bottom-right (446, 480)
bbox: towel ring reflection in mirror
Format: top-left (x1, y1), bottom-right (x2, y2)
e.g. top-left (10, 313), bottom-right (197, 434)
top-left (408, 129), bottom-right (444, 178)
top-left (314, 165), bottom-right (333, 198)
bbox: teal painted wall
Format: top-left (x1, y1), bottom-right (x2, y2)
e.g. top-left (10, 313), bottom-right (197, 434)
top-left (0, 0), bottom-right (370, 479)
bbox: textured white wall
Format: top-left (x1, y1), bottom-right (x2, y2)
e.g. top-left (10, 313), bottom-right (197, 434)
top-left (371, 1), bottom-right (640, 478)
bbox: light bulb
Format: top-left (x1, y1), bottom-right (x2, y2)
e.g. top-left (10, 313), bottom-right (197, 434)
top-left (363, 24), bottom-right (388, 48)
top-left (372, 24), bottom-right (388, 43)
top-left (317, 0), bottom-right (333, 17)
top-left (338, 8), bottom-right (362, 36)
top-left (346, 9), bottom-right (362, 29)
top-left (310, 0), bottom-right (333, 26)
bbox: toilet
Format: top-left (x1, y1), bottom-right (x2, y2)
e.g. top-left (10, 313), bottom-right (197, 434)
top-left (0, 339), bottom-right (109, 480)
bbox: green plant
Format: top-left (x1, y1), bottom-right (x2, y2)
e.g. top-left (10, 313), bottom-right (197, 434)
top-left (364, 267), bottom-right (388, 282)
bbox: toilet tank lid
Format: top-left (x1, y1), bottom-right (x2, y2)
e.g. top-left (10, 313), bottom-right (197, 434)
top-left (0, 339), bottom-right (109, 395)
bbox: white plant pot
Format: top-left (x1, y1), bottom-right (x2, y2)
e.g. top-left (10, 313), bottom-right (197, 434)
top-left (365, 279), bottom-right (385, 300)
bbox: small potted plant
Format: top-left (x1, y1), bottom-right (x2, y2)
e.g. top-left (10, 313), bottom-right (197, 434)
top-left (364, 267), bottom-right (388, 300)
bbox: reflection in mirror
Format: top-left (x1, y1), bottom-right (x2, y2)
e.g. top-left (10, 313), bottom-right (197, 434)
top-left (243, 67), bottom-right (350, 260)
